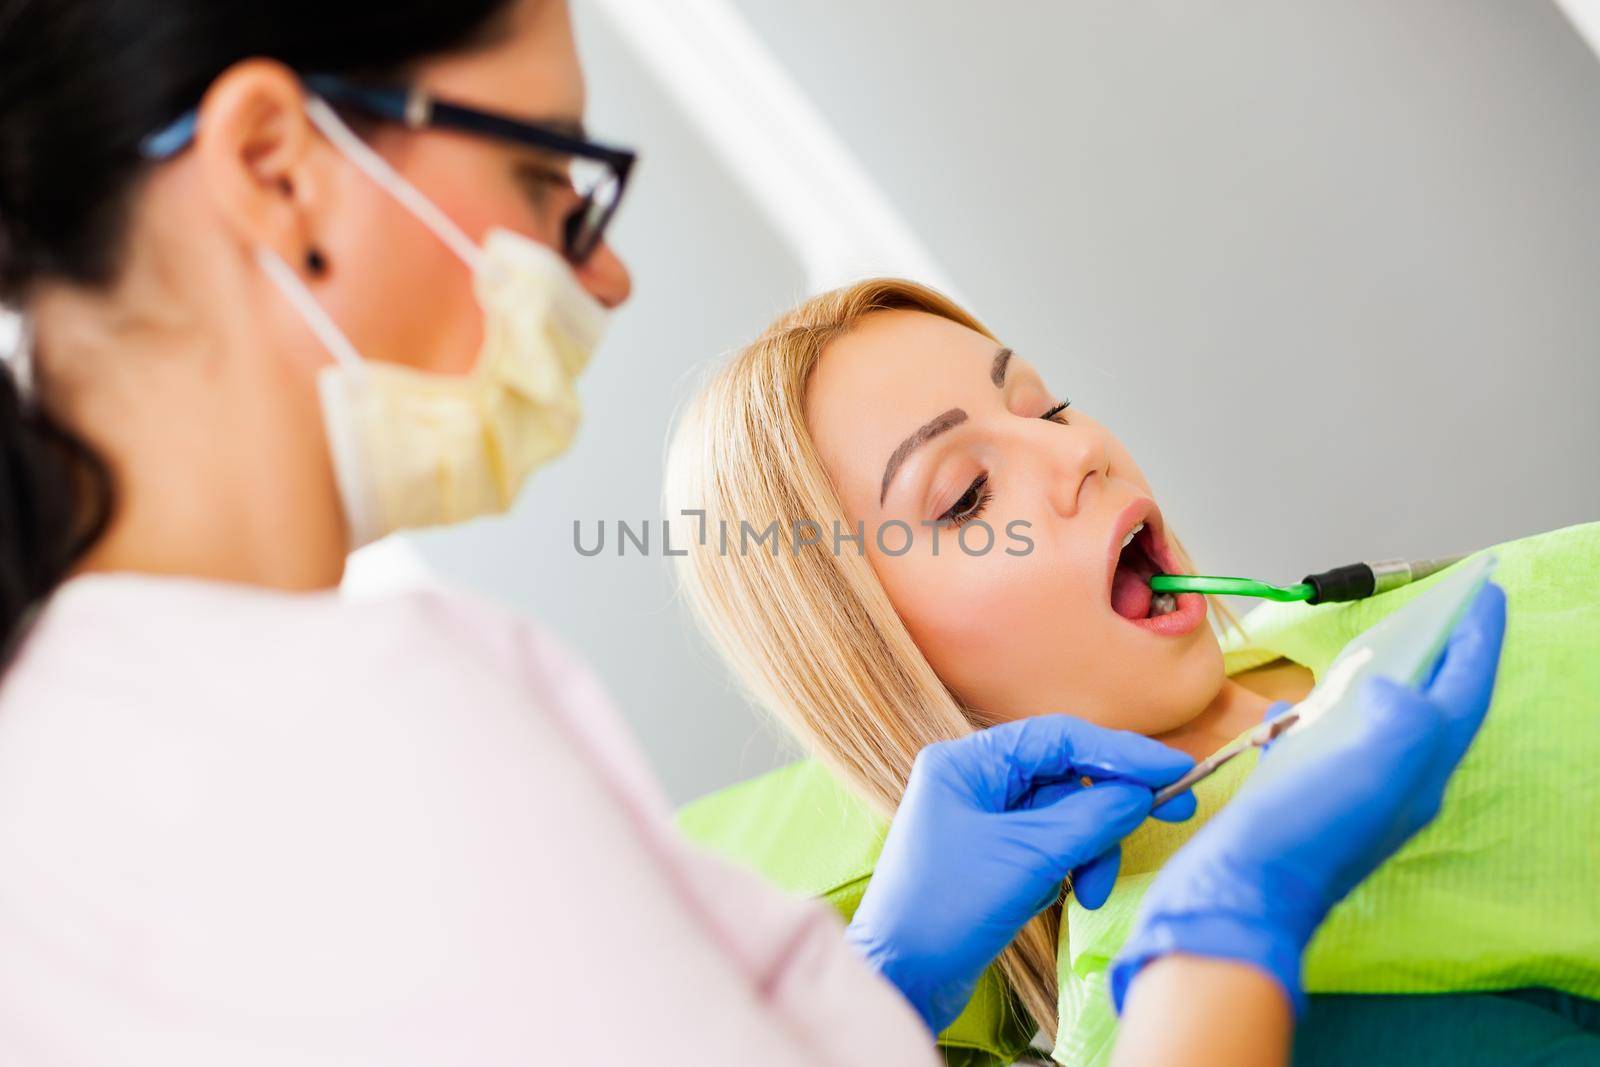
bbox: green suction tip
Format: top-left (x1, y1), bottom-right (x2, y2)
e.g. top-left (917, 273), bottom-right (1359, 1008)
top-left (1149, 574), bottom-right (1315, 603)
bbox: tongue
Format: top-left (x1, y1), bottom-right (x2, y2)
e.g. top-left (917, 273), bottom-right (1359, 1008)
top-left (1111, 559), bottom-right (1154, 620)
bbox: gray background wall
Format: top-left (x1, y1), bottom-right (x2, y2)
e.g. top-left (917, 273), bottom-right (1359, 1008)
top-left (411, 1), bottom-right (1600, 804)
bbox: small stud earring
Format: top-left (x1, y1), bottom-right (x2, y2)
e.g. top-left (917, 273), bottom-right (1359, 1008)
top-left (305, 247), bottom-right (328, 277)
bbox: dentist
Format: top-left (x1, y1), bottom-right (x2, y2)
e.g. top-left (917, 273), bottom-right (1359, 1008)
top-left (0, 1), bottom-right (1504, 1064)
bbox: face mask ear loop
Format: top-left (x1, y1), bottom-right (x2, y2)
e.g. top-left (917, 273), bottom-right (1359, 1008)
top-left (2, 313), bottom-right (37, 407)
top-left (257, 247), bottom-right (368, 374)
top-left (302, 96), bottom-right (484, 273)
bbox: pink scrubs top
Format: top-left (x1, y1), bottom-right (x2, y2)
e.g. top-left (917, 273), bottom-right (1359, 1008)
top-left (0, 573), bottom-right (936, 1065)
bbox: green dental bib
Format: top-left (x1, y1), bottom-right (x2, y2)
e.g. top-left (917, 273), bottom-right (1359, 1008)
top-left (1059, 521), bottom-right (1600, 1065)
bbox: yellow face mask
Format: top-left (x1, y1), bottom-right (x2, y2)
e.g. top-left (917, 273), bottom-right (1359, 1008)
top-left (259, 95), bottom-right (609, 548)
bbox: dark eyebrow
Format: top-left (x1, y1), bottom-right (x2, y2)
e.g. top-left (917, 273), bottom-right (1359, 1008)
top-left (880, 408), bottom-right (968, 507)
top-left (990, 347), bottom-right (1013, 387)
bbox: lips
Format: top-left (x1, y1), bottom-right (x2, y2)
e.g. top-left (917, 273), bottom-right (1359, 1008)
top-left (1106, 500), bottom-right (1208, 637)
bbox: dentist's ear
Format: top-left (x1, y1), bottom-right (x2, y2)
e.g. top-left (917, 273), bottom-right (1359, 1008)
top-left (193, 58), bottom-right (329, 275)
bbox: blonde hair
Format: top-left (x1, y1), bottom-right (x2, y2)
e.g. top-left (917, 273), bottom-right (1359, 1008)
top-left (665, 278), bottom-right (1063, 1035)
top-left (665, 278), bottom-right (1236, 1038)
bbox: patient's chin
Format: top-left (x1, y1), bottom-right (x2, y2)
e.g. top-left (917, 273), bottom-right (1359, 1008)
top-left (1126, 640), bottom-right (1229, 737)
top-left (973, 683), bottom-right (1217, 738)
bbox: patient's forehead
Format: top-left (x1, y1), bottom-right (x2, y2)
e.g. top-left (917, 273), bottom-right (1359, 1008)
top-left (809, 311), bottom-right (999, 413)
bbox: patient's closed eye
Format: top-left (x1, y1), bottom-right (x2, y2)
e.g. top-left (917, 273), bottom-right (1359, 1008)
top-left (1041, 400), bottom-right (1071, 424)
top-left (940, 474), bottom-right (992, 527)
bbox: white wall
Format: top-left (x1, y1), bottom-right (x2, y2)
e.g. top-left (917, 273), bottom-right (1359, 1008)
top-left (411, 1), bottom-right (1600, 803)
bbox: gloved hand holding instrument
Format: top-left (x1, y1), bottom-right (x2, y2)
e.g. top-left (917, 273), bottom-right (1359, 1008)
top-left (845, 714), bottom-right (1200, 1033)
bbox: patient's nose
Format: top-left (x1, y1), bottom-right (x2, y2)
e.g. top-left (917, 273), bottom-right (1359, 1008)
top-left (1044, 427), bottom-right (1110, 518)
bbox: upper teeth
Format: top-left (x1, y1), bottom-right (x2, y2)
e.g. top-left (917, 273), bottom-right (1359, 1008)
top-left (1121, 522), bottom-right (1145, 550)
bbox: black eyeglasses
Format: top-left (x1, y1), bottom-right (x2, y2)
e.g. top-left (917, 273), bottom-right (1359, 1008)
top-left (140, 73), bottom-right (637, 267)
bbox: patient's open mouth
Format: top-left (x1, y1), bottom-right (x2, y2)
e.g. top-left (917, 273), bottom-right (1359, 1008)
top-left (1111, 523), bottom-right (1168, 620)
top-left (1107, 505), bottom-right (1207, 635)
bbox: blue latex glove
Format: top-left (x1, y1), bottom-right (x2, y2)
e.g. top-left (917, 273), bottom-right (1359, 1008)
top-left (1109, 582), bottom-right (1508, 1016)
top-left (845, 715), bottom-right (1198, 1033)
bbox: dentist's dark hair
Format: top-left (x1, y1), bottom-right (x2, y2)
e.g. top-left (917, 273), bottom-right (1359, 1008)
top-left (0, 0), bottom-right (521, 654)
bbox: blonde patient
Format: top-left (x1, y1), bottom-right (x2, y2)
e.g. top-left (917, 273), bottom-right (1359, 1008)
top-left (664, 279), bottom-right (1318, 1035)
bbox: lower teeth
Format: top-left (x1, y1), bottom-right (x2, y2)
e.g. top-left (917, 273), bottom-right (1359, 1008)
top-left (1149, 592), bottom-right (1178, 618)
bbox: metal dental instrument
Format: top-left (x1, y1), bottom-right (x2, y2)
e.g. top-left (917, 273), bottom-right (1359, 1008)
top-left (1151, 711), bottom-right (1301, 808)
top-left (1149, 555), bottom-right (1468, 605)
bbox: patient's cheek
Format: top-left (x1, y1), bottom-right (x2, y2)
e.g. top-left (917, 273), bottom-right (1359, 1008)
top-left (881, 551), bottom-right (1046, 649)
top-left (887, 561), bottom-right (1085, 710)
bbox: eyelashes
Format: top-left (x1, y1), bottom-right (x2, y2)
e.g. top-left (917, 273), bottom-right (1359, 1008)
top-left (938, 473), bottom-right (992, 528)
top-left (935, 399), bottom-right (1071, 528)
